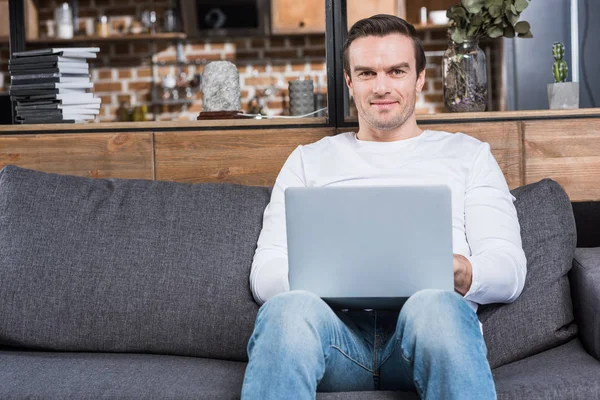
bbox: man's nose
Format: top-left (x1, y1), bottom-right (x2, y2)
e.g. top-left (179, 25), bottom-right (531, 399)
top-left (373, 73), bottom-right (391, 95)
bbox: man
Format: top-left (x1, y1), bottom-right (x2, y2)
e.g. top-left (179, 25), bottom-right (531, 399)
top-left (242, 14), bottom-right (527, 399)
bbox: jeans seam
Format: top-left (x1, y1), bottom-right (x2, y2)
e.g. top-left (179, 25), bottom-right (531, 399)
top-left (330, 345), bottom-right (374, 373)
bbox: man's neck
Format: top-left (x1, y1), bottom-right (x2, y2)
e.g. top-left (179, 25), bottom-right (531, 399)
top-left (356, 119), bottom-right (423, 143)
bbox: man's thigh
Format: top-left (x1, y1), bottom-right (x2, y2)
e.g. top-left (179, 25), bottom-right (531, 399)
top-left (317, 310), bottom-right (378, 392)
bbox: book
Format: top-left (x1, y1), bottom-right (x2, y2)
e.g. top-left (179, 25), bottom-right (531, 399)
top-left (12, 47), bottom-right (100, 58)
top-left (10, 81), bottom-right (94, 89)
top-left (11, 77), bottom-right (92, 85)
top-left (9, 63), bottom-right (90, 73)
top-left (9, 55), bottom-right (88, 65)
top-left (16, 103), bottom-right (101, 111)
top-left (14, 93), bottom-right (99, 104)
top-left (10, 88), bottom-right (90, 97)
top-left (11, 72), bottom-right (90, 80)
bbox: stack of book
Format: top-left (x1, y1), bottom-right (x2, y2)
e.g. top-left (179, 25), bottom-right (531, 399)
top-left (9, 47), bottom-right (101, 124)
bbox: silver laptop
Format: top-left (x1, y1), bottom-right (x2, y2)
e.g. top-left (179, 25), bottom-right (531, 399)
top-left (285, 185), bottom-right (454, 310)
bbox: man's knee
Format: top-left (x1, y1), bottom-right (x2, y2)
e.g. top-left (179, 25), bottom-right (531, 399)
top-left (258, 290), bottom-right (332, 328)
top-left (398, 289), bottom-right (472, 338)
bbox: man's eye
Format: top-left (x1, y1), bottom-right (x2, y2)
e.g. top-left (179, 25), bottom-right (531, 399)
top-left (359, 71), bottom-right (375, 77)
top-left (391, 69), bottom-right (405, 75)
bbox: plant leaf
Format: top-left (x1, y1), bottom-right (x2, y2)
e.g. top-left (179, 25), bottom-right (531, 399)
top-left (514, 21), bottom-right (530, 34)
top-left (515, 0), bottom-right (529, 12)
top-left (489, 5), bottom-right (503, 17)
top-left (485, 0), bottom-right (502, 7)
top-left (461, 0), bottom-right (485, 14)
top-left (487, 25), bottom-right (504, 38)
top-left (503, 25), bottom-right (516, 38)
top-left (451, 28), bottom-right (466, 43)
top-left (518, 31), bottom-right (534, 38)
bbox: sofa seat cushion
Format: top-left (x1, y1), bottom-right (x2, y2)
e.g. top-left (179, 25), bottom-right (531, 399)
top-left (493, 338), bottom-right (600, 399)
top-left (477, 179), bottom-right (578, 368)
top-left (0, 165), bottom-right (270, 361)
top-left (0, 350), bottom-right (417, 400)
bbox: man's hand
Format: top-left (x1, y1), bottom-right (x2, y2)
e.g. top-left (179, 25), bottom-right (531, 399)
top-left (453, 254), bottom-right (472, 296)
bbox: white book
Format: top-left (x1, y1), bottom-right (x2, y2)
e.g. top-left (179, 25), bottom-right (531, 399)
top-left (61, 108), bottom-right (101, 115)
top-left (13, 47), bottom-right (100, 58)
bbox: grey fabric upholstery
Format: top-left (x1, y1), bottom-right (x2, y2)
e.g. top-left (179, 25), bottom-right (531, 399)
top-left (493, 339), bottom-right (600, 399)
top-left (0, 350), bottom-right (416, 400)
top-left (0, 165), bottom-right (270, 361)
top-left (1, 340), bottom-right (597, 399)
top-left (477, 179), bottom-right (578, 368)
top-left (572, 248), bottom-right (600, 361)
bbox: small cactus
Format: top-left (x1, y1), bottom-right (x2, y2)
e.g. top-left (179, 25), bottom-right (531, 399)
top-left (552, 42), bottom-right (568, 83)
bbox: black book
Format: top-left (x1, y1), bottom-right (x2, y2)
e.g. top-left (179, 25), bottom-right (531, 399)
top-left (11, 77), bottom-right (91, 85)
top-left (9, 55), bottom-right (88, 65)
top-left (9, 63), bottom-right (89, 72)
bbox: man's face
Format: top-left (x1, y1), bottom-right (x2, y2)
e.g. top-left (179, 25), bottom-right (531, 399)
top-left (345, 34), bottom-right (425, 132)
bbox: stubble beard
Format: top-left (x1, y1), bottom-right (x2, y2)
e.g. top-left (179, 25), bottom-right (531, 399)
top-left (357, 93), bottom-right (416, 132)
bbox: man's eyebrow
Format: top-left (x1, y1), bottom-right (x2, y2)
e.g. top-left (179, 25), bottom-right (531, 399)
top-left (353, 63), bottom-right (411, 72)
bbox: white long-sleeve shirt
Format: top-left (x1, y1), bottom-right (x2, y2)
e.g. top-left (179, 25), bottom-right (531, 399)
top-left (250, 130), bottom-right (527, 313)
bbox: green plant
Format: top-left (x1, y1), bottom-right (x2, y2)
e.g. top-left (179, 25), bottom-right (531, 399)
top-left (552, 42), bottom-right (568, 83)
top-left (447, 0), bottom-right (533, 44)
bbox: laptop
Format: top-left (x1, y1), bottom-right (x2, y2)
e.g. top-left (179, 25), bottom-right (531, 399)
top-left (285, 185), bottom-right (454, 310)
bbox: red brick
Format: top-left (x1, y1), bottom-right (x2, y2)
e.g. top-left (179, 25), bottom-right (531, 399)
top-left (309, 62), bottom-right (326, 72)
top-left (232, 39), bottom-right (249, 50)
top-left (95, 82), bottom-right (122, 92)
top-left (291, 63), bottom-right (307, 72)
top-left (234, 51), bottom-right (261, 61)
top-left (118, 69), bottom-right (132, 78)
top-left (98, 95), bottom-right (113, 104)
top-left (302, 48), bottom-right (326, 58)
top-left (288, 37), bottom-right (307, 47)
top-left (188, 44), bottom-right (207, 52)
top-left (308, 35), bottom-right (326, 46)
top-left (267, 100), bottom-right (285, 109)
top-left (269, 37), bottom-right (287, 48)
top-left (424, 93), bottom-right (444, 103)
top-left (245, 76), bottom-right (278, 86)
top-left (209, 42), bottom-right (226, 51)
top-left (250, 39), bottom-right (267, 48)
top-left (156, 54), bottom-right (177, 63)
top-left (271, 63), bottom-right (288, 73)
top-left (187, 53), bottom-right (224, 63)
top-left (423, 42), bottom-right (449, 52)
top-left (265, 49), bottom-right (298, 59)
top-left (137, 67), bottom-right (152, 78)
top-left (96, 69), bottom-right (113, 80)
top-left (128, 81), bottom-right (152, 91)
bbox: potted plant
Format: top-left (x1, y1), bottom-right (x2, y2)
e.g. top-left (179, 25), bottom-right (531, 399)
top-left (443, 0), bottom-right (533, 112)
top-left (547, 42), bottom-right (579, 109)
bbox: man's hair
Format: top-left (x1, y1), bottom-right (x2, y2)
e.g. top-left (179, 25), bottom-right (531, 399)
top-left (343, 14), bottom-right (426, 80)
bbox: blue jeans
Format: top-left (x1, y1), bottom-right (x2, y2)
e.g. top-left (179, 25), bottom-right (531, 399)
top-left (241, 289), bottom-right (495, 399)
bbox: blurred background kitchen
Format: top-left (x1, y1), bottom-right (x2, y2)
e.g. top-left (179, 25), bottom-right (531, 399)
top-left (0, 0), bottom-right (597, 122)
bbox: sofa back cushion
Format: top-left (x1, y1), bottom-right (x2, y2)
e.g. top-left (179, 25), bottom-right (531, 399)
top-left (478, 179), bottom-right (578, 368)
top-left (0, 165), bottom-right (269, 361)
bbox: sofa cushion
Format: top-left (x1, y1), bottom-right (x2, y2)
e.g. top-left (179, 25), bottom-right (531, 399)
top-left (0, 350), bottom-right (416, 400)
top-left (493, 339), bottom-right (600, 399)
top-left (0, 165), bottom-right (269, 361)
top-left (477, 179), bottom-right (578, 368)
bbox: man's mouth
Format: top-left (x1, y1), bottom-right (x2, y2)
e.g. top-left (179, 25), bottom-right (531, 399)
top-left (370, 101), bottom-right (398, 110)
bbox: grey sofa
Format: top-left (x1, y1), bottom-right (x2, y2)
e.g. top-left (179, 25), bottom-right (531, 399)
top-left (0, 165), bottom-right (598, 399)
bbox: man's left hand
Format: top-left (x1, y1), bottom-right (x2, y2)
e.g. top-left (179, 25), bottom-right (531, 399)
top-left (453, 254), bottom-right (472, 296)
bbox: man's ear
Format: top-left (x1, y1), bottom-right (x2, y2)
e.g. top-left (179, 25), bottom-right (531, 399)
top-left (344, 71), bottom-right (354, 97)
top-left (416, 69), bottom-right (426, 93)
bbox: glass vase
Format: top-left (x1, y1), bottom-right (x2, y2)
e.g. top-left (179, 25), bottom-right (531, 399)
top-left (442, 39), bottom-right (488, 112)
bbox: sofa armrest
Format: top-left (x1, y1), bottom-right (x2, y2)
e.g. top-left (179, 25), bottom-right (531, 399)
top-left (571, 248), bottom-right (600, 361)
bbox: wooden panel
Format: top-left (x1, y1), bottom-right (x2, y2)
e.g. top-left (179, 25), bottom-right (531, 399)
top-left (524, 118), bottom-right (600, 201)
top-left (422, 122), bottom-right (523, 189)
top-left (0, 132), bottom-right (154, 179)
top-left (340, 122), bottom-right (523, 189)
top-left (271, 0), bottom-right (325, 34)
top-left (155, 128), bottom-right (336, 186)
top-left (347, 0), bottom-right (397, 27)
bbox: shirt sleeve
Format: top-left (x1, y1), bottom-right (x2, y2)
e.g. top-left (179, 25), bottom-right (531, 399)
top-left (462, 142), bottom-right (527, 305)
top-left (249, 146), bottom-right (306, 305)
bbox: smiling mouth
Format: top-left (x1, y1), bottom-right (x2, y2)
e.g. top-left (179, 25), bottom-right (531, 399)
top-left (370, 101), bottom-right (398, 108)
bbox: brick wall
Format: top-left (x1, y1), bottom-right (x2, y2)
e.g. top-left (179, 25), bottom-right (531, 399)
top-left (0, 0), bottom-right (503, 122)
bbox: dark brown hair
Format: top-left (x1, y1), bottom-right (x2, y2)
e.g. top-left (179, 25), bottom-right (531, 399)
top-left (343, 14), bottom-right (426, 80)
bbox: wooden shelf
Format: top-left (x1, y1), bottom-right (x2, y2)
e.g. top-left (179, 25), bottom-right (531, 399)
top-left (28, 33), bottom-right (186, 45)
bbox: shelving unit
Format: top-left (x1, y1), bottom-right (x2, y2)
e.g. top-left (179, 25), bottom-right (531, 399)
top-left (21, 32), bottom-right (193, 121)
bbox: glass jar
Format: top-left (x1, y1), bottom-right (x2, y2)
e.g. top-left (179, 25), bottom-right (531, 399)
top-left (442, 39), bottom-right (488, 112)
